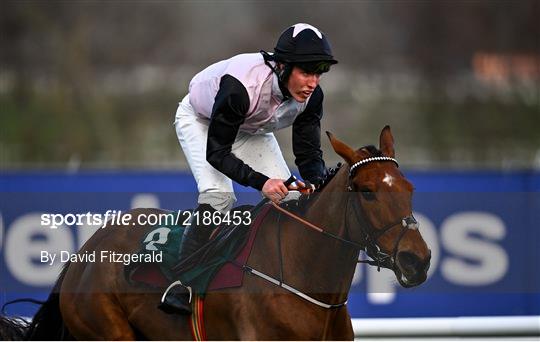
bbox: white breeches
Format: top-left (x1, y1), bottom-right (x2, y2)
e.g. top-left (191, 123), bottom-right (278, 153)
top-left (174, 95), bottom-right (291, 212)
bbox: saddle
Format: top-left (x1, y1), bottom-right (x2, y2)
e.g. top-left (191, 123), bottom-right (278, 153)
top-left (126, 202), bottom-right (273, 294)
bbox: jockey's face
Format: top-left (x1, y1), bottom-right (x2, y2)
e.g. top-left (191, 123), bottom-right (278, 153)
top-left (286, 66), bottom-right (322, 102)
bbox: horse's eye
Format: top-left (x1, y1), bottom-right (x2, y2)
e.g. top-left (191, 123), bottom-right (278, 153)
top-left (360, 188), bottom-right (376, 201)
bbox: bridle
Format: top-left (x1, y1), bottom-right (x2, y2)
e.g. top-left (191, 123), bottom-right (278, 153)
top-left (346, 157), bottom-right (419, 272)
top-left (242, 156), bottom-right (420, 309)
top-left (276, 157), bottom-right (419, 272)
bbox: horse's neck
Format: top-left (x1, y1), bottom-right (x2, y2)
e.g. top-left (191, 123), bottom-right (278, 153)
top-left (304, 167), bottom-right (350, 236)
top-left (280, 167), bottom-right (359, 303)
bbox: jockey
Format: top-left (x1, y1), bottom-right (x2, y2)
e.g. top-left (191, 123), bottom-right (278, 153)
top-left (160, 23), bottom-right (337, 315)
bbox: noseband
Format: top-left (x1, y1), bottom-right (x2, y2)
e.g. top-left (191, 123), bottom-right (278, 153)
top-left (347, 157), bottom-right (419, 271)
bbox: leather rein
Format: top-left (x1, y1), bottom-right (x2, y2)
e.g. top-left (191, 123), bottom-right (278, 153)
top-left (244, 156), bottom-right (419, 309)
top-left (279, 156), bottom-right (419, 271)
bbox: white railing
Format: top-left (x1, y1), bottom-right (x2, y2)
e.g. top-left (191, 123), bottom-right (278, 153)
top-left (352, 316), bottom-right (540, 338)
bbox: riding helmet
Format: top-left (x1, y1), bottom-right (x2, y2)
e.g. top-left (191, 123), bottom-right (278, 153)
top-left (273, 23), bottom-right (338, 66)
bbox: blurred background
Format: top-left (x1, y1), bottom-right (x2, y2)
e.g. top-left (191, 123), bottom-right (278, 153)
top-left (1, 0), bottom-right (539, 171)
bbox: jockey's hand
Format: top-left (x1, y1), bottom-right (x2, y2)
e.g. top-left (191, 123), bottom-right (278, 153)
top-left (262, 179), bottom-right (289, 204)
top-left (288, 179), bottom-right (316, 194)
top-left (288, 179), bottom-right (305, 190)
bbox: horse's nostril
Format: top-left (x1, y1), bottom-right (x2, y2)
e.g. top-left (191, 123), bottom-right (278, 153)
top-left (397, 251), bottom-right (421, 269)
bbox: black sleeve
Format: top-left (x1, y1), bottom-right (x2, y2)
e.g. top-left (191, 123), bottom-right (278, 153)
top-left (206, 74), bottom-right (270, 190)
top-left (292, 85), bottom-right (326, 186)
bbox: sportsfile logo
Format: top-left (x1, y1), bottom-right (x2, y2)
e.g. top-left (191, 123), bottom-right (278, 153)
top-left (40, 210), bottom-right (181, 229)
top-left (40, 209), bottom-right (253, 229)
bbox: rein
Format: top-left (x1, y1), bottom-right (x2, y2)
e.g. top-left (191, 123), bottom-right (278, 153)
top-left (270, 202), bottom-right (363, 250)
top-left (244, 156), bottom-right (419, 309)
top-left (273, 156), bottom-right (418, 271)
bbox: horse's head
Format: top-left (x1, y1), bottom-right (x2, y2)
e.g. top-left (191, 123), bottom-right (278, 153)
top-left (327, 126), bottom-right (430, 287)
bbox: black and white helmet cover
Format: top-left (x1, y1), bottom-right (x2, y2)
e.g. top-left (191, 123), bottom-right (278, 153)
top-left (273, 23), bottom-right (338, 65)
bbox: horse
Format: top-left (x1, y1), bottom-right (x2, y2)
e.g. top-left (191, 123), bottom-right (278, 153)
top-left (22, 125), bottom-right (430, 340)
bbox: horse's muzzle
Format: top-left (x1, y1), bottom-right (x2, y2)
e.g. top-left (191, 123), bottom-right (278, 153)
top-left (395, 250), bottom-right (431, 287)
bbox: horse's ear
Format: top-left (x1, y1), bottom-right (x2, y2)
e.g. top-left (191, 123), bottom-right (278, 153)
top-left (326, 131), bottom-right (357, 165)
top-left (379, 125), bottom-right (395, 158)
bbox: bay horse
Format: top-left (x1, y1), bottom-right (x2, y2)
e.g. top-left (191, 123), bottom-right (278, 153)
top-left (24, 126), bottom-right (430, 340)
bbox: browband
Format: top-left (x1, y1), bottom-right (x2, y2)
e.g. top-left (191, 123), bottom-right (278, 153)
top-left (349, 157), bottom-right (399, 177)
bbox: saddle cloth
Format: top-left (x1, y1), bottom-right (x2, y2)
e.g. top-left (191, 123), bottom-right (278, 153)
top-left (126, 203), bottom-right (272, 294)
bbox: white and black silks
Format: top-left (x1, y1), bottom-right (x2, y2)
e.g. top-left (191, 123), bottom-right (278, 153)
top-left (186, 53), bottom-right (328, 191)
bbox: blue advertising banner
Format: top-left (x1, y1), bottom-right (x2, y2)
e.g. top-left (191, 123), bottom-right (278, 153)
top-left (1, 170), bottom-right (539, 318)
